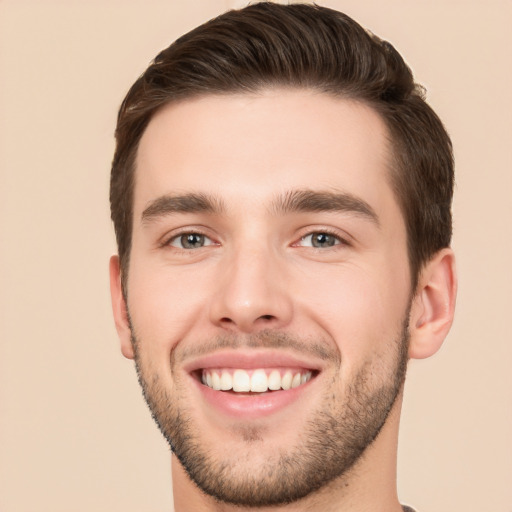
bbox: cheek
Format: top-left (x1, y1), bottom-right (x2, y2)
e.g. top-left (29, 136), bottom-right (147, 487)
top-left (126, 260), bottom-right (211, 360)
top-left (295, 260), bottom-right (409, 365)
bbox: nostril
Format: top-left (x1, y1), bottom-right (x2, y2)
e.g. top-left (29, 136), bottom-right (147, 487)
top-left (216, 313), bottom-right (280, 331)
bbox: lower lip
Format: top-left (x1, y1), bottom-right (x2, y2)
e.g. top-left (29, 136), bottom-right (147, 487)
top-left (192, 376), bottom-right (315, 419)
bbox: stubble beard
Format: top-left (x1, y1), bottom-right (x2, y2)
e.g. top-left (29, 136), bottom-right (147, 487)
top-left (130, 320), bottom-right (410, 508)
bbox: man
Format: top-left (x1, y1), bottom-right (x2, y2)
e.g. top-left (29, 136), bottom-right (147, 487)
top-left (109, 3), bottom-right (457, 511)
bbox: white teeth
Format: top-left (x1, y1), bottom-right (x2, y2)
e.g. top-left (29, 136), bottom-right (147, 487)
top-left (201, 368), bottom-right (313, 393)
top-left (281, 371), bottom-right (293, 390)
top-left (268, 370), bottom-right (281, 391)
top-left (232, 369), bottom-right (251, 392)
top-left (250, 369), bottom-right (268, 392)
top-left (220, 371), bottom-right (233, 391)
top-left (211, 371), bottom-right (221, 391)
top-left (291, 373), bottom-right (302, 388)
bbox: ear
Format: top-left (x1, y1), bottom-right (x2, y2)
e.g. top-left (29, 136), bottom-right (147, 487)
top-left (408, 248), bottom-right (457, 359)
top-left (109, 255), bottom-right (134, 359)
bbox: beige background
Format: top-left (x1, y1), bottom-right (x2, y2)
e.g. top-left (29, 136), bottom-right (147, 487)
top-left (1, 1), bottom-right (510, 511)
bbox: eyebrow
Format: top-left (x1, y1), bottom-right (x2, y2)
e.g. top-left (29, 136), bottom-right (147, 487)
top-left (141, 193), bottom-right (225, 223)
top-left (141, 189), bottom-right (379, 226)
top-left (271, 189), bottom-right (380, 226)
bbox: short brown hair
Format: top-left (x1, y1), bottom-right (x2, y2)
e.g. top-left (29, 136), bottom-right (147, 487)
top-left (110, 2), bottom-right (453, 289)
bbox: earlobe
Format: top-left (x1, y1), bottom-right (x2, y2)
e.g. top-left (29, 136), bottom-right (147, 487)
top-left (408, 248), bottom-right (457, 359)
top-left (109, 255), bottom-right (135, 360)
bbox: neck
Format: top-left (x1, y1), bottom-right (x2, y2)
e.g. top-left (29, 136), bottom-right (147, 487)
top-left (171, 394), bottom-right (404, 512)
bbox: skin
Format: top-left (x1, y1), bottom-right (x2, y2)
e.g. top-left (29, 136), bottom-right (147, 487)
top-left (110, 89), bottom-right (457, 512)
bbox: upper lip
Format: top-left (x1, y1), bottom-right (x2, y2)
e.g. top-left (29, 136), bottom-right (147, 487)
top-left (183, 349), bottom-right (325, 374)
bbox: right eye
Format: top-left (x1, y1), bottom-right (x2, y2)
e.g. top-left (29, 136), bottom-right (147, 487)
top-left (168, 232), bottom-right (215, 250)
top-left (298, 232), bottom-right (342, 248)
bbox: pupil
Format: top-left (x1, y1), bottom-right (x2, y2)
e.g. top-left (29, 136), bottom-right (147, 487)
top-left (183, 233), bottom-right (203, 248)
top-left (313, 233), bottom-right (334, 247)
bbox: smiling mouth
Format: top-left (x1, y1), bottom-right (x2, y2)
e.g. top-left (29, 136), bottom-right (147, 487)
top-left (200, 368), bottom-right (316, 393)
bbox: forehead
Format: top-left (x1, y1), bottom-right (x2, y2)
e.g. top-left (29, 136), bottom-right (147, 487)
top-left (134, 89), bottom-right (397, 219)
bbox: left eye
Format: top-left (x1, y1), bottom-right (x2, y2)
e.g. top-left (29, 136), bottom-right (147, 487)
top-left (169, 233), bottom-right (214, 249)
top-left (299, 232), bottom-right (341, 248)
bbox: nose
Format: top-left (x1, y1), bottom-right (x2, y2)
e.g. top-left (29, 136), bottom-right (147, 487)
top-left (209, 245), bottom-right (293, 333)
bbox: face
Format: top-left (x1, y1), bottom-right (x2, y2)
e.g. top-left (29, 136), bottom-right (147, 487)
top-left (120, 90), bottom-right (413, 506)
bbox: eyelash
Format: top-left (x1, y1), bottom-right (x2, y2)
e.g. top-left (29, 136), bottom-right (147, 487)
top-left (160, 229), bottom-right (216, 250)
top-left (295, 228), bottom-right (351, 249)
top-left (161, 227), bottom-right (350, 252)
